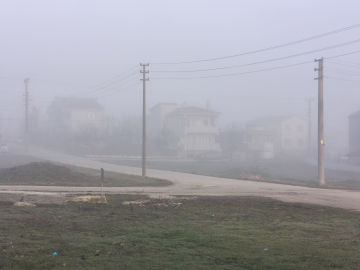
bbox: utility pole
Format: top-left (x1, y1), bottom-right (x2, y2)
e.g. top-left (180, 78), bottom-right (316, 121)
top-left (305, 98), bottom-right (314, 155)
top-left (140, 64), bottom-right (149, 177)
top-left (315, 58), bottom-right (325, 186)
top-left (24, 78), bottom-right (29, 156)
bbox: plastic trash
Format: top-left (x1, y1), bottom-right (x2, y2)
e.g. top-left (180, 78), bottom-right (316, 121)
top-left (52, 252), bottom-right (58, 256)
top-left (264, 248), bottom-right (268, 251)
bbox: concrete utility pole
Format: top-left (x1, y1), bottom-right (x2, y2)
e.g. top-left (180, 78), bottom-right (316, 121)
top-left (24, 78), bottom-right (29, 156)
top-left (306, 98), bottom-right (314, 154)
top-left (140, 64), bottom-right (149, 177)
top-left (315, 58), bottom-right (325, 186)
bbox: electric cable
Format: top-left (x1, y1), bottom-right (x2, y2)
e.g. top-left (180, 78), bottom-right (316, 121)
top-left (325, 76), bottom-right (360, 83)
top-left (97, 82), bottom-right (142, 99)
top-left (150, 23), bottom-right (360, 64)
top-left (151, 50), bottom-right (360, 80)
top-left (78, 71), bottom-right (139, 97)
top-left (74, 65), bottom-right (139, 95)
top-left (324, 68), bottom-right (360, 76)
top-left (151, 43), bottom-right (360, 74)
top-left (151, 61), bottom-right (312, 79)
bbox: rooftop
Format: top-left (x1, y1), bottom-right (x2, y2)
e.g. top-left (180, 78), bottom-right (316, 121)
top-left (349, 110), bottom-right (360, 118)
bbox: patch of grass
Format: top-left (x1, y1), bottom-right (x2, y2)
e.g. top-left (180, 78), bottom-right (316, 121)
top-left (100, 159), bottom-right (360, 189)
top-left (0, 162), bottom-right (171, 187)
top-left (0, 154), bottom-right (44, 169)
top-left (0, 196), bottom-right (360, 269)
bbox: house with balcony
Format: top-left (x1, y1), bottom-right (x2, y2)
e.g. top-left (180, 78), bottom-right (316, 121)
top-left (148, 101), bottom-right (221, 157)
top-left (46, 96), bottom-right (104, 135)
top-left (246, 115), bottom-right (308, 159)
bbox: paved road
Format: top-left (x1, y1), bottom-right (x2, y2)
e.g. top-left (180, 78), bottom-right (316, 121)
top-left (3, 146), bottom-right (360, 211)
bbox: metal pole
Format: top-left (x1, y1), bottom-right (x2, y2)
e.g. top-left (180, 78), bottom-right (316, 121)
top-left (140, 64), bottom-right (149, 177)
top-left (315, 58), bottom-right (325, 186)
top-left (24, 78), bottom-right (29, 156)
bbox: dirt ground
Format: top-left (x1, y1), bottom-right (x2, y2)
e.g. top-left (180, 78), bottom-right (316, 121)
top-left (3, 145), bottom-right (360, 212)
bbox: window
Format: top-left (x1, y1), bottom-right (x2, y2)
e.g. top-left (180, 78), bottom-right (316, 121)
top-left (298, 139), bottom-right (304, 146)
top-left (88, 112), bottom-right (95, 120)
top-left (265, 136), bottom-right (273, 142)
top-left (298, 126), bottom-right (303, 132)
top-left (203, 119), bottom-right (209, 127)
top-left (186, 119), bottom-right (190, 127)
top-left (203, 136), bottom-right (210, 143)
top-left (285, 138), bottom-right (291, 146)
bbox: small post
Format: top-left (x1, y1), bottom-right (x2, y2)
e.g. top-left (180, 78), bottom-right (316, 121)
top-left (100, 168), bottom-right (104, 197)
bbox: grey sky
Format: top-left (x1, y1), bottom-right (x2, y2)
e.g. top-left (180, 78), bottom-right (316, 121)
top-left (1, 0), bottom-right (360, 152)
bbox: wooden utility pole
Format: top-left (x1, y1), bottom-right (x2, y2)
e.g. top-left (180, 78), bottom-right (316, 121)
top-left (306, 98), bottom-right (314, 154)
top-left (140, 64), bottom-right (149, 177)
top-left (315, 58), bottom-right (325, 186)
top-left (24, 78), bottom-right (29, 156)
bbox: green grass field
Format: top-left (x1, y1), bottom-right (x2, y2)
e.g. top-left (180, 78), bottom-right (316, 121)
top-left (1, 195), bottom-right (360, 269)
top-left (100, 159), bottom-right (360, 189)
top-left (0, 162), bottom-right (171, 187)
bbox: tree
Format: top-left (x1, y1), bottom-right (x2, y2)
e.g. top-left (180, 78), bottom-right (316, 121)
top-left (219, 124), bottom-right (245, 159)
top-left (74, 123), bottom-right (103, 154)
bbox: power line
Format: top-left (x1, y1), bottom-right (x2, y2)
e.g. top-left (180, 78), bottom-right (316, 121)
top-left (73, 65), bottom-right (139, 95)
top-left (152, 42), bottom-right (360, 73)
top-left (150, 23), bottom-right (360, 64)
top-left (87, 74), bottom-right (141, 98)
top-left (326, 61), bottom-right (360, 69)
top-left (151, 50), bottom-right (360, 80)
top-left (151, 61), bottom-right (312, 79)
top-left (78, 71), bottom-right (139, 97)
top-left (326, 76), bottom-right (360, 83)
top-left (325, 59), bottom-right (360, 65)
top-left (97, 82), bottom-right (141, 99)
top-left (324, 68), bottom-right (360, 76)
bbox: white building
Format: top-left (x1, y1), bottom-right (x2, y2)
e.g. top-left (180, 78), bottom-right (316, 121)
top-left (47, 97), bottom-right (104, 134)
top-left (246, 115), bottom-right (308, 158)
top-left (148, 101), bottom-right (221, 157)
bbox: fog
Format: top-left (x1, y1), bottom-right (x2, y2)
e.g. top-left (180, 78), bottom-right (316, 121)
top-left (1, 0), bottom-right (360, 155)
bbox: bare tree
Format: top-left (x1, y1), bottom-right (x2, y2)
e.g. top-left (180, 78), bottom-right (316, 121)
top-left (74, 123), bottom-right (103, 154)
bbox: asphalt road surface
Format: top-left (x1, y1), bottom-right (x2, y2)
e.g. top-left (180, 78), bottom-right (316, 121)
top-left (2, 146), bottom-right (360, 211)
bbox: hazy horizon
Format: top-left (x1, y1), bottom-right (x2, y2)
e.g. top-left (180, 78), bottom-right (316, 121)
top-left (1, 0), bottom-right (360, 154)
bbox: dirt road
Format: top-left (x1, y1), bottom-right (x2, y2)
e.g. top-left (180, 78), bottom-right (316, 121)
top-left (3, 146), bottom-right (360, 211)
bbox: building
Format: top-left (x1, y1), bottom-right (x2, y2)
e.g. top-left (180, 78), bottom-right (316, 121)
top-left (348, 110), bottom-right (360, 164)
top-left (46, 97), bottom-right (104, 134)
top-left (246, 115), bottom-right (308, 159)
top-left (148, 101), bottom-right (221, 157)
